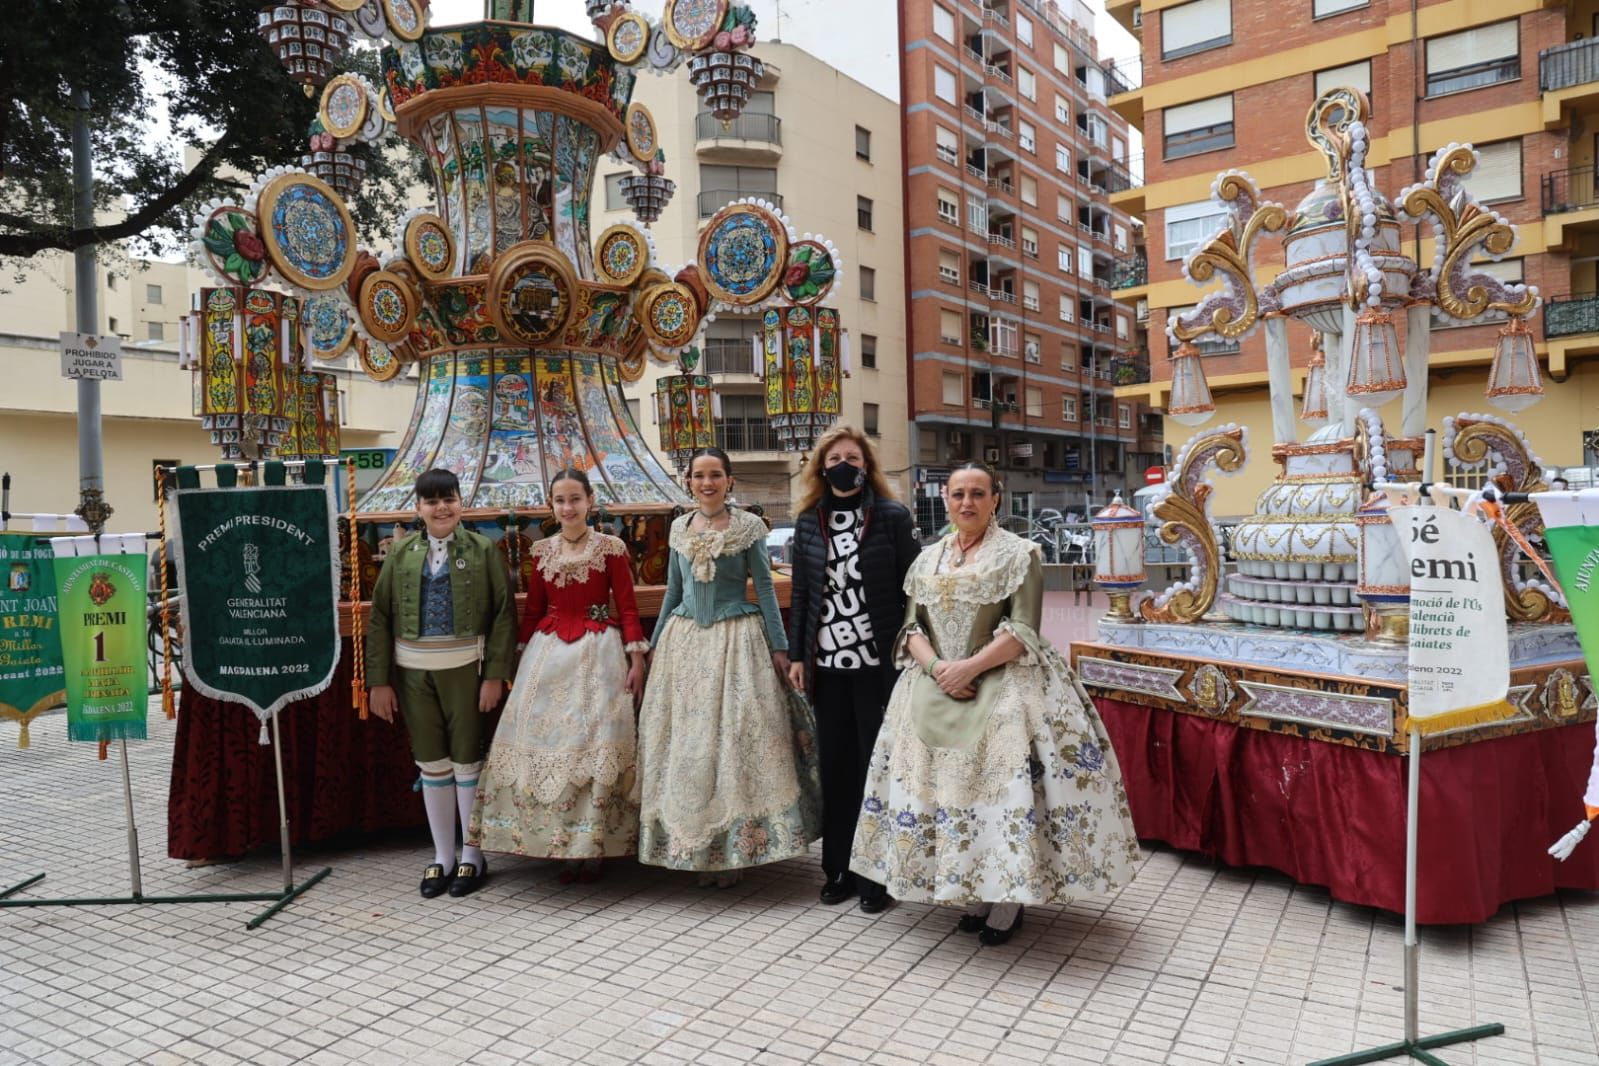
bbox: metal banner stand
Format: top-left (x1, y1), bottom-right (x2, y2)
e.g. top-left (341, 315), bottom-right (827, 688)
top-left (1311, 436), bottom-right (1504, 1065)
top-left (0, 723), bottom-right (329, 928)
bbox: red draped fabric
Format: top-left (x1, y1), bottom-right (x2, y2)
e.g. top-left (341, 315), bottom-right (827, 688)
top-left (1096, 697), bottom-right (1599, 924)
top-left (167, 648), bottom-right (429, 860)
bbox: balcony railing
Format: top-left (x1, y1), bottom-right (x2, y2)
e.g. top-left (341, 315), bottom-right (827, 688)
top-left (965, 46), bottom-right (987, 67)
top-left (1194, 337), bottom-right (1242, 355)
top-left (695, 112), bottom-right (781, 145)
top-left (1543, 166), bottom-right (1599, 214)
top-left (1111, 253), bottom-right (1148, 290)
top-left (1111, 352), bottom-right (1151, 386)
top-left (988, 176), bottom-right (1014, 195)
top-left (990, 289), bottom-right (1017, 305)
top-left (985, 63), bottom-right (1013, 86)
top-left (701, 340), bottom-right (757, 375)
top-left (964, 104), bottom-right (988, 125)
top-left (1103, 56), bottom-right (1142, 96)
top-left (966, 162), bottom-right (987, 180)
top-left (715, 416), bottom-right (780, 452)
top-left (1540, 38), bottom-right (1599, 92)
top-left (1544, 293), bottom-right (1599, 339)
top-left (1105, 155), bottom-right (1143, 194)
top-left (698, 189), bottom-right (782, 217)
top-left (987, 232), bottom-right (1016, 249)
top-left (982, 7), bottom-right (1009, 29)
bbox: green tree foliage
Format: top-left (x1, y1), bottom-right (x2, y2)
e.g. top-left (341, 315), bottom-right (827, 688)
top-left (0, 0), bottom-right (421, 262)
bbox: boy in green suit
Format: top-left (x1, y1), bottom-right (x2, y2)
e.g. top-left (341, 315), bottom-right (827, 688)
top-left (367, 469), bottom-right (516, 898)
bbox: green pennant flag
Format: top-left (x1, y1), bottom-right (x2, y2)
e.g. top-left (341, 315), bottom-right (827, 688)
top-left (171, 466), bottom-right (341, 720)
top-left (0, 533), bottom-right (67, 748)
top-left (1543, 524), bottom-right (1599, 674)
top-left (53, 550), bottom-right (149, 743)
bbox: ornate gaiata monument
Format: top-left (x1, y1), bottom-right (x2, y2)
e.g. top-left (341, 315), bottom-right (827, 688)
top-left (178, 0), bottom-right (849, 532)
top-left (1075, 89), bottom-right (1589, 754)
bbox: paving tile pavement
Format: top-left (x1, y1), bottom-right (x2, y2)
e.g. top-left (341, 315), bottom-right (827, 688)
top-left (0, 591), bottom-right (1593, 1065)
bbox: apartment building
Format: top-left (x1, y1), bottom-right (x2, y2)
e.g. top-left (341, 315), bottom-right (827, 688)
top-left (1105, 0), bottom-right (1599, 514)
top-left (592, 42), bottom-right (911, 518)
top-left (900, 0), bottom-right (1161, 533)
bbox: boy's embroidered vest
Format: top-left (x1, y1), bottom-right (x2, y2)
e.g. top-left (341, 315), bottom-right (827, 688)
top-left (419, 565), bottom-right (455, 636)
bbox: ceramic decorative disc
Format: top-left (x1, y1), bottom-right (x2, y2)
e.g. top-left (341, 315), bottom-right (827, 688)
top-left (324, 0), bottom-right (366, 11)
top-left (356, 0), bottom-right (387, 38)
top-left (381, 0), bottom-right (424, 42)
top-left (376, 83), bottom-right (397, 122)
top-left (647, 26), bottom-right (680, 71)
top-left (257, 173), bottom-right (356, 291)
top-left (607, 11), bottom-right (651, 64)
top-left (197, 204), bottom-right (272, 286)
top-left (488, 243), bottom-right (577, 345)
top-left (359, 270), bottom-right (418, 344)
top-left (304, 293), bottom-right (354, 360)
top-left (360, 339), bottom-right (403, 382)
top-left (403, 213), bottom-right (455, 281)
top-left (319, 75), bottom-right (369, 139)
top-left (624, 103), bottom-right (658, 164)
top-left (663, 0), bottom-right (728, 51)
top-left (696, 202), bottom-right (787, 307)
top-left (595, 225), bottom-right (648, 287)
top-left (617, 343), bottom-right (647, 383)
top-left (782, 239), bottom-right (837, 306)
top-left (640, 282), bottom-right (699, 348)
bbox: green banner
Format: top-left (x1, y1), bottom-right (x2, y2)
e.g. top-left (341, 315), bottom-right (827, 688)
top-left (1543, 525), bottom-right (1599, 669)
top-left (171, 467), bottom-right (341, 719)
top-left (0, 533), bottom-right (67, 747)
top-left (54, 551), bottom-right (149, 743)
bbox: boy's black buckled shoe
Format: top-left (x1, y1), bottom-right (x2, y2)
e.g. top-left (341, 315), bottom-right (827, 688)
top-left (419, 863), bottom-right (454, 899)
top-left (448, 859), bottom-right (488, 897)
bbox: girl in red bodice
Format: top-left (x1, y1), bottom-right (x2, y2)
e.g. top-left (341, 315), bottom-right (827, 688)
top-left (469, 468), bottom-right (648, 881)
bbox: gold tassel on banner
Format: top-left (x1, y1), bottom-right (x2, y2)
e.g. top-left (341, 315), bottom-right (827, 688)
top-left (157, 465), bottom-right (176, 720)
top-left (347, 458), bottom-right (368, 720)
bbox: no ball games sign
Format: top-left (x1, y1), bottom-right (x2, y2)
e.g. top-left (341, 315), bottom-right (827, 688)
top-left (59, 332), bottom-right (124, 381)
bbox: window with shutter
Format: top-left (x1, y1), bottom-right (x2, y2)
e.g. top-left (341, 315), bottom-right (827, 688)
top-left (941, 309), bottom-right (964, 344)
top-left (1315, 60), bottom-right (1372, 101)
top-left (938, 250), bottom-right (960, 285)
top-left (1021, 227), bottom-right (1038, 257)
top-left (1461, 140), bottom-right (1522, 203)
top-left (1019, 68), bottom-right (1036, 100)
top-left (1425, 20), bottom-right (1519, 97)
top-left (935, 126), bottom-right (958, 165)
top-left (1021, 176), bottom-right (1037, 205)
top-left (935, 65), bottom-right (956, 103)
top-left (942, 372), bottom-right (964, 406)
top-left (937, 187), bottom-right (959, 225)
top-left (1164, 95), bottom-right (1234, 159)
top-left (1162, 0), bottom-right (1232, 61)
top-left (1165, 201), bottom-right (1230, 260)
top-left (933, 4), bottom-right (954, 42)
top-left (1023, 281), bottom-right (1040, 311)
top-left (1018, 120), bottom-right (1036, 153)
top-left (1314, 0), bottom-right (1368, 15)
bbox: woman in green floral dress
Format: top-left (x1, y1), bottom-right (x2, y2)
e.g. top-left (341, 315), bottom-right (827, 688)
top-left (850, 463), bottom-right (1141, 944)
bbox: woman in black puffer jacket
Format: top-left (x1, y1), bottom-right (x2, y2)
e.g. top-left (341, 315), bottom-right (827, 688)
top-left (785, 424), bottom-right (920, 914)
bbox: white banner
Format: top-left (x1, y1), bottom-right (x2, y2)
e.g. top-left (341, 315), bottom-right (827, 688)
top-left (1391, 503), bottom-right (1516, 735)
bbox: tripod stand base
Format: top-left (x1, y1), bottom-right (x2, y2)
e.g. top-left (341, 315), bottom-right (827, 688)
top-left (0, 867), bottom-right (332, 929)
top-left (1308, 1023), bottom-right (1506, 1066)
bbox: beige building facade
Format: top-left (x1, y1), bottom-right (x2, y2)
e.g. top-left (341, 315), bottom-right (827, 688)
top-left (594, 42), bottom-right (911, 518)
top-left (0, 251), bottom-right (420, 532)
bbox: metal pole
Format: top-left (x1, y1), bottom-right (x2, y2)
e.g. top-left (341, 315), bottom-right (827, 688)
top-left (2, 471), bottom-right (10, 530)
top-left (72, 86), bottom-right (111, 536)
top-left (1404, 724), bottom-right (1422, 1044)
top-left (270, 714), bottom-right (294, 893)
top-left (118, 740), bottom-right (143, 899)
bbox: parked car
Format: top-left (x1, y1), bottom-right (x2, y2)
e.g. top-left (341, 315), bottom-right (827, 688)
top-left (766, 523), bottom-right (797, 567)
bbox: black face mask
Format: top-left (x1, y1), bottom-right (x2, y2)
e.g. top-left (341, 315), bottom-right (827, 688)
top-left (825, 462), bottom-right (866, 493)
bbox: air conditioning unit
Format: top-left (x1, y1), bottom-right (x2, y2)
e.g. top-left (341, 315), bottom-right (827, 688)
top-left (984, 447), bottom-right (1001, 464)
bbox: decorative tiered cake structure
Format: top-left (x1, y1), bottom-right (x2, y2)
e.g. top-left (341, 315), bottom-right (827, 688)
top-left (1073, 88), bottom-right (1588, 754)
top-left (177, 0), bottom-right (851, 554)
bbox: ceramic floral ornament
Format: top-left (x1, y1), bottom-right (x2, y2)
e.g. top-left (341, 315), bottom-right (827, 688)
top-left (194, 203), bottom-right (272, 287)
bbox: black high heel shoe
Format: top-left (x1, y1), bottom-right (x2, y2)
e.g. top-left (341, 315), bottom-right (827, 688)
top-left (978, 905), bottom-right (1024, 946)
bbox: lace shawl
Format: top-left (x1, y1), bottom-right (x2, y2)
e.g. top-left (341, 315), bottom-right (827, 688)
top-left (533, 532), bottom-right (629, 589)
top-left (669, 508), bottom-right (767, 584)
top-left (905, 526), bottom-right (1037, 609)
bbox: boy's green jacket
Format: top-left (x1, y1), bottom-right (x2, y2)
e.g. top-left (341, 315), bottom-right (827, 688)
top-left (366, 529), bottom-right (517, 687)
